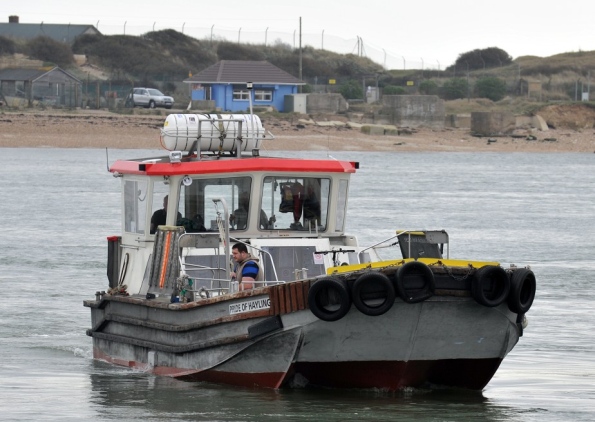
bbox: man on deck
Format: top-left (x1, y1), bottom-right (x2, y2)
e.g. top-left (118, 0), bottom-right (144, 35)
top-left (231, 243), bottom-right (264, 291)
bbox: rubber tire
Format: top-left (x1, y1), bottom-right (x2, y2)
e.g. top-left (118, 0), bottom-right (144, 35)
top-left (395, 261), bottom-right (435, 303)
top-left (308, 277), bottom-right (351, 322)
top-left (351, 272), bottom-right (395, 316)
top-left (471, 265), bottom-right (510, 307)
top-left (507, 268), bottom-right (536, 314)
top-left (149, 100), bottom-right (156, 109)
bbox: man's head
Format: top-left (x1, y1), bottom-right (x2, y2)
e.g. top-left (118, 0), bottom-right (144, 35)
top-left (232, 242), bottom-right (249, 262)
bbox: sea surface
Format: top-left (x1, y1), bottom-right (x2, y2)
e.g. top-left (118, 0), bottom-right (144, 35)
top-left (0, 148), bottom-right (594, 421)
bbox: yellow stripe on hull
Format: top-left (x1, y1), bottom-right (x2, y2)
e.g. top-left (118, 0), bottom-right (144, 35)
top-left (327, 258), bottom-right (500, 275)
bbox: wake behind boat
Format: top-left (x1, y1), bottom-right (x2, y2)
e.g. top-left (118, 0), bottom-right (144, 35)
top-left (84, 110), bottom-right (536, 390)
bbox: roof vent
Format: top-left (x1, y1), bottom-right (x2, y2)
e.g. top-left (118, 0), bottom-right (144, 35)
top-left (9, 15), bottom-right (19, 23)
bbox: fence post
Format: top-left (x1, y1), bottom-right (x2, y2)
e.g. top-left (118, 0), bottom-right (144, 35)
top-left (96, 82), bottom-right (100, 109)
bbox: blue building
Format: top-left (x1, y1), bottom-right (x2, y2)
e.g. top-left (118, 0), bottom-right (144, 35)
top-left (184, 60), bottom-right (304, 112)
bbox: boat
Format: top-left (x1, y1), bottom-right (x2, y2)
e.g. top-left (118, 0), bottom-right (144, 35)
top-left (84, 111), bottom-right (536, 391)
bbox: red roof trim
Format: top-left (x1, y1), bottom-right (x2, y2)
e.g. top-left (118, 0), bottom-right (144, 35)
top-left (110, 157), bottom-right (357, 176)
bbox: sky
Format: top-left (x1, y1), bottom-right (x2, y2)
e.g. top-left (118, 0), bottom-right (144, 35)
top-left (2, 0), bottom-right (595, 71)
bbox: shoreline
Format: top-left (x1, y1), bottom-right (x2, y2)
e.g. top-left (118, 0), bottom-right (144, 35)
top-left (1, 110), bottom-right (594, 153)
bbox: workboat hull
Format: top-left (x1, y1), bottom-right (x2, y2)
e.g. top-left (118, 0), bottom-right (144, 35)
top-left (86, 284), bottom-right (521, 391)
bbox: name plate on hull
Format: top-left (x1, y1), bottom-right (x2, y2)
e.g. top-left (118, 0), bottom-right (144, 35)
top-left (229, 298), bottom-right (271, 315)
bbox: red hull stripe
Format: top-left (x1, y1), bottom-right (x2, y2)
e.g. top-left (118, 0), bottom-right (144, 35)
top-left (176, 368), bottom-right (291, 389)
top-left (110, 157), bottom-right (357, 176)
top-left (94, 348), bottom-right (501, 390)
top-left (293, 359), bottom-right (503, 390)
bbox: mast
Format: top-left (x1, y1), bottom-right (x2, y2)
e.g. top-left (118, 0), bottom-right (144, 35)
top-left (299, 17), bottom-right (302, 94)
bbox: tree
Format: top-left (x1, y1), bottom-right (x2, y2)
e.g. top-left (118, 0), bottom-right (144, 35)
top-left (450, 47), bottom-right (513, 73)
top-left (475, 76), bottom-right (507, 101)
top-left (441, 78), bottom-right (468, 100)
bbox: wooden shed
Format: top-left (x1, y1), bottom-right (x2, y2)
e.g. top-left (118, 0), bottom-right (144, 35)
top-left (0, 66), bottom-right (81, 107)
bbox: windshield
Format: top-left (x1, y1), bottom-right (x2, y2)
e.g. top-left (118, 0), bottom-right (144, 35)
top-left (178, 176), bottom-right (252, 232)
top-left (262, 176), bottom-right (330, 231)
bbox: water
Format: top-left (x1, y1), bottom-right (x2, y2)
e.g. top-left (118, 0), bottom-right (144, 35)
top-left (0, 148), bottom-right (594, 421)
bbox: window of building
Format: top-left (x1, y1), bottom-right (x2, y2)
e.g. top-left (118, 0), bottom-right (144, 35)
top-left (233, 88), bottom-right (250, 100)
top-left (254, 90), bottom-right (272, 101)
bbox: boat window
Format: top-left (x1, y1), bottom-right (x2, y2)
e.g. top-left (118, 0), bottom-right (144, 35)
top-left (335, 179), bottom-right (348, 232)
top-left (149, 180), bottom-right (173, 234)
top-left (261, 176), bottom-right (330, 231)
top-left (178, 176), bottom-right (252, 231)
top-left (123, 179), bottom-right (148, 234)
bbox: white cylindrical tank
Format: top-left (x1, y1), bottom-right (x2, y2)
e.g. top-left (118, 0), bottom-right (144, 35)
top-left (160, 113), bottom-right (265, 152)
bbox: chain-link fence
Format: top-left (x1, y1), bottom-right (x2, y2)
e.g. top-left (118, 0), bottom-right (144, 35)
top-left (80, 80), bottom-right (188, 109)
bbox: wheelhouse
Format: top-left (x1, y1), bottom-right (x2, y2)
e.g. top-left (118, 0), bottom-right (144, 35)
top-left (109, 154), bottom-right (360, 296)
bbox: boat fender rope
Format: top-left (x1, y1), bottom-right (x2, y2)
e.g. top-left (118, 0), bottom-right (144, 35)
top-left (107, 284), bottom-right (128, 296)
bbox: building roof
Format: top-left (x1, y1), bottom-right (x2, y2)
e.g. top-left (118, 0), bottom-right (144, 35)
top-left (0, 67), bottom-right (81, 83)
top-left (0, 22), bottom-right (100, 44)
top-left (184, 60), bottom-right (304, 85)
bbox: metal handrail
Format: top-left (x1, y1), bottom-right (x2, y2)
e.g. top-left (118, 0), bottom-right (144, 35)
top-left (358, 234), bottom-right (400, 264)
top-left (358, 229), bottom-right (449, 263)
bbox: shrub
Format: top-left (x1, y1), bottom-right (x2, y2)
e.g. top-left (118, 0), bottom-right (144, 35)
top-left (339, 80), bottom-right (363, 100)
top-left (419, 80), bottom-right (439, 95)
top-left (217, 42), bottom-right (266, 61)
top-left (0, 36), bottom-right (16, 55)
top-left (383, 85), bottom-right (406, 95)
top-left (475, 76), bottom-right (507, 101)
top-left (73, 32), bottom-right (216, 81)
top-left (441, 78), bottom-right (469, 100)
top-left (301, 84), bottom-right (313, 93)
top-left (26, 36), bottom-right (73, 67)
top-left (451, 47), bottom-right (513, 72)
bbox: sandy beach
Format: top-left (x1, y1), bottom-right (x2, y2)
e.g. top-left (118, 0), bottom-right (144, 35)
top-left (1, 110), bottom-right (594, 153)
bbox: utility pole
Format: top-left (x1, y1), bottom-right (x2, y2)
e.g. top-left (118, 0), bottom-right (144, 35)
top-left (299, 17), bottom-right (302, 93)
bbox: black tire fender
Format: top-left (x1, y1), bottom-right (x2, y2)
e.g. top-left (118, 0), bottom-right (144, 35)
top-left (395, 261), bottom-right (435, 303)
top-left (471, 265), bottom-right (510, 307)
top-left (351, 272), bottom-right (395, 316)
top-left (507, 268), bottom-right (536, 314)
top-left (308, 277), bottom-right (351, 322)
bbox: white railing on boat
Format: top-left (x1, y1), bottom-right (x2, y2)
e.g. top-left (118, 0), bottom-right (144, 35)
top-left (177, 232), bottom-right (285, 297)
